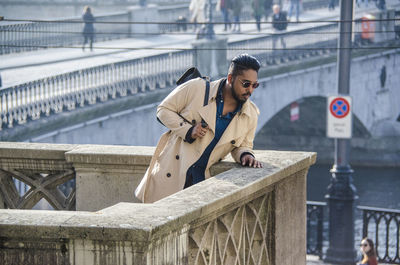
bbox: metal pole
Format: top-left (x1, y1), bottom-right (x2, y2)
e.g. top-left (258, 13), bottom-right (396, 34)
top-left (206, 0), bottom-right (215, 39)
top-left (324, 0), bottom-right (358, 264)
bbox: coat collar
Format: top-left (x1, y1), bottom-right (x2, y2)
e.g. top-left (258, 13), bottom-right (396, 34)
top-left (198, 78), bottom-right (255, 136)
top-left (208, 78), bottom-right (255, 117)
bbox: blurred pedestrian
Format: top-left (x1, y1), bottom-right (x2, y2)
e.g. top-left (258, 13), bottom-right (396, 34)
top-left (264, 0), bottom-right (273, 21)
top-left (376, 0), bottom-right (386, 10)
top-left (82, 6), bottom-right (95, 51)
top-left (288, 0), bottom-right (300, 22)
top-left (189, 0), bottom-right (206, 32)
top-left (252, 0), bottom-right (265, 32)
top-left (328, 0), bottom-right (336, 11)
top-left (217, 0), bottom-right (232, 31)
top-left (358, 238), bottom-right (378, 265)
top-left (231, 0), bottom-right (242, 32)
top-left (272, 4), bottom-right (287, 50)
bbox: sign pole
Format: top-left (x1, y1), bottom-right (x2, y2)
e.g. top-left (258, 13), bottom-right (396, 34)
top-left (325, 0), bottom-right (358, 264)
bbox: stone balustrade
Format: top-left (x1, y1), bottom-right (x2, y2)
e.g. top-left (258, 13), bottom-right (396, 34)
top-left (0, 142), bottom-right (316, 265)
top-left (0, 50), bottom-right (193, 131)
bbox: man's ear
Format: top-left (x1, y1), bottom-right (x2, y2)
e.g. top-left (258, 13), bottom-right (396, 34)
top-left (227, 74), bottom-right (233, 85)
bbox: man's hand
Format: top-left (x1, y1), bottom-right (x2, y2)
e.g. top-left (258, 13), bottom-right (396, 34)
top-left (191, 123), bottom-right (209, 139)
top-left (241, 154), bottom-right (263, 168)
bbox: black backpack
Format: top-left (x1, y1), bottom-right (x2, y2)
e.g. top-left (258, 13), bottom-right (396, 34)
top-left (158, 67), bottom-right (210, 127)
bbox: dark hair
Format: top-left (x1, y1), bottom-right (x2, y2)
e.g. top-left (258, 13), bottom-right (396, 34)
top-left (228, 54), bottom-right (261, 77)
top-left (363, 238), bottom-right (377, 257)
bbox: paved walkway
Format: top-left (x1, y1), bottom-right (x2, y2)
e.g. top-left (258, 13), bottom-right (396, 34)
top-left (307, 254), bottom-right (393, 265)
top-left (0, 1), bottom-right (398, 89)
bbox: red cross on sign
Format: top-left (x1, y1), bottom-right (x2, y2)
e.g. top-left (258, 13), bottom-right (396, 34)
top-left (330, 97), bottom-right (350, 118)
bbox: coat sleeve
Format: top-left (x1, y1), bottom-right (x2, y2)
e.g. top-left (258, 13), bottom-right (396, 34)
top-left (157, 79), bottom-right (200, 140)
top-left (231, 122), bottom-right (256, 163)
top-left (231, 105), bottom-right (259, 163)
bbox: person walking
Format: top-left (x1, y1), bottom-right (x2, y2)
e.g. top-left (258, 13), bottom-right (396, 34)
top-left (231, 0), bottom-right (242, 32)
top-left (328, 0), bottom-right (336, 11)
top-left (252, 0), bottom-right (265, 32)
top-left (288, 0), bottom-right (300, 22)
top-left (217, 0), bottom-right (232, 31)
top-left (264, 0), bottom-right (273, 21)
top-left (189, 0), bottom-right (206, 32)
top-left (135, 54), bottom-right (263, 203)
top-left (82, 6), bottom-right (95, 51)
top-left (272, 4), bottom-right (287, 50)
top-left (358, 238), bottom-right (378, 265)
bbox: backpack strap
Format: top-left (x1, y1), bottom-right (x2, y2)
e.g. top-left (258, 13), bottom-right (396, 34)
top-left (201, 77), bottom-right (210, 128)
top-left (203, 77), bottom-right (210, 107)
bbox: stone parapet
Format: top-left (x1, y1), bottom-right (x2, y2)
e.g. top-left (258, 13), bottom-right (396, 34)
top-left (0, 142), bottom-right (316, 265)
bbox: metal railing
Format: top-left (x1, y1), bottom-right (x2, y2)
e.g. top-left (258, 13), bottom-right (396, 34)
top-left (358, 205), bottom-right (400, 264)
top-left (0, 12), bottom-right (131, 55)
top-left (307, 201), bottom-right (326, 258)
top-left (306, 201), bottom-right (400, 264)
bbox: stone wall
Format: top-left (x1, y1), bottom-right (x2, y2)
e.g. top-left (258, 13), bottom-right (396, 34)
top-left (0, 142), bottom-right (316, 265)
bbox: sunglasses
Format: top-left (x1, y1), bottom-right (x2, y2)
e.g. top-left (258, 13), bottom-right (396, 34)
top-left (237, 78), bottom-right (259, 89)
top-left (360, 243), bottom-right (369, 247)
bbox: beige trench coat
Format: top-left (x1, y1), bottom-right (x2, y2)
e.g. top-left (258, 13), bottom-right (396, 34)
top-left (135, 78), bottom-right (259, 203)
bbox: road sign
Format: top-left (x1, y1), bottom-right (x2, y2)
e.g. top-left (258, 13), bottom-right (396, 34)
top-left (290, 102), bottom-right (299, 121)
top-left (327, 96), bottom-right (352, 138)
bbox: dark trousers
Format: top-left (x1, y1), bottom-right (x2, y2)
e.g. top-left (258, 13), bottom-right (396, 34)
top-left (83, 34), bottom-right (94, 50)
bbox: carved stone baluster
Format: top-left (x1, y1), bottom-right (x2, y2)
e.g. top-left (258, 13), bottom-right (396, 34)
top-left (77, 70), bottom-right (85, 107)
top-left (112, 64), bottom-right (117, 99)
top-left (54, 76), bottom-right (61, 113)
top-left (44, 78), bottom-right (52, 116)
top-left (31, 81), bottom-right (40, 120)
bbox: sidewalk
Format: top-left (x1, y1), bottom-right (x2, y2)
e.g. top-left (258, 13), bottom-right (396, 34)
top-left (0, 1), bottom-right (397, 88)
top-left (306, 254), bottom-right (393, 265)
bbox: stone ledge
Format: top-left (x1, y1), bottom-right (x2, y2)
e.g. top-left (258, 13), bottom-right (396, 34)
top-left (0, 149), bottom-right (316, 243)
top-left (65, 145), bottom-right (154, 166)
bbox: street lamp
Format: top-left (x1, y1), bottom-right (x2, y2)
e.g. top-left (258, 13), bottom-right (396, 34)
top-left (324, 0), bottom-right (358, 264)
top-left (205, 0), bottom-right (215, 39)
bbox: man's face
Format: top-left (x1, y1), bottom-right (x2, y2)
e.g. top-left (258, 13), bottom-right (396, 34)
top-left (230, 69), bottom-right (259, 103)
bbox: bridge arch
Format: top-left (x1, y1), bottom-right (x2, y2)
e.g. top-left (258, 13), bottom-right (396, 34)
top-left (252, 49), bottom-right (400, 138)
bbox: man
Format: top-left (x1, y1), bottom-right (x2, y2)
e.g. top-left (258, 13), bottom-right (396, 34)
top-left (272, 4), bottom-right (287, 50)
top-left (288, 0), bottom-right (300, 22)
top-left (135, 54), bottom-right (263, 203)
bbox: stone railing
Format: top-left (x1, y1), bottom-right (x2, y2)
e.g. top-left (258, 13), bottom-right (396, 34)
top-left (0, 50), bottom-right (193, 130)
top-left (0, 142), bottom-right (316, 265)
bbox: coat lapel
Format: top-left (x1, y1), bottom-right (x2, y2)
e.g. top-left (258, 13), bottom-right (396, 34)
top-left (216, 100), bottom-right (252, 148)
top-left (197, 79), bottom-right (221, 134)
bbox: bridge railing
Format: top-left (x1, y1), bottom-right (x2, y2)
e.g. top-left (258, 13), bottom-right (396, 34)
top-left (0, 50), bottom-right (193, 130)
top-left (0, 142), bottom-right (317, 265)
top-left (307, 201), bottom-right (326, 259)
top-left (0, 12), bottom-right (131, 55)
top-left (359, 205), bottom-right (400, 264)
top-left (306, 201), bottom-right (400, 264)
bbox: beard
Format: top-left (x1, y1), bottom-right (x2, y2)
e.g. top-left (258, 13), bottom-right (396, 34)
top-left (231, 78), bottom-right (251, 104)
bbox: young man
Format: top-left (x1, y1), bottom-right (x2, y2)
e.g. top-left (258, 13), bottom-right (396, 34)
top-left (135, 54), bottom-right (263, 203)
